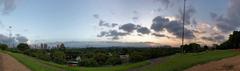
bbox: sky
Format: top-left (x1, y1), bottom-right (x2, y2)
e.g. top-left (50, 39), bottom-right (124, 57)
top-left (0, 0), bottom-right (240, 47)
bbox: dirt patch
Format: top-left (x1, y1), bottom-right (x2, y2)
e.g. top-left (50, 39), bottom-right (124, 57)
top-left (128, 56), bottom-right (168, 71)
top-left (0, 53), bottom-right (31, 71)
top-left (185, 55), bottom-right (240, 71)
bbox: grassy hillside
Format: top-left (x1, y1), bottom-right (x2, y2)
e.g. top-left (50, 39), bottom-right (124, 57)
top-left (5, 51), bottom-right (149, 71)
top-left (4, 50), bottom-right (240, 71)
top-left (141, 50), bottom-right (240, 71)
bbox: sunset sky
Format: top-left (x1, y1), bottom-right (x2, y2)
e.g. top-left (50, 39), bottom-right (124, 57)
top-left (0, 0), bottom-right (240, 46)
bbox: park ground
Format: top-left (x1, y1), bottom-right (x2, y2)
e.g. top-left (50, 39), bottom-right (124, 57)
top-left (1, 50), bottom-right (240, 71)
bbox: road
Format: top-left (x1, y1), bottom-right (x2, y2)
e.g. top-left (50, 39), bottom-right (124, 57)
top-left (0, 53), bottom-right (31, 71)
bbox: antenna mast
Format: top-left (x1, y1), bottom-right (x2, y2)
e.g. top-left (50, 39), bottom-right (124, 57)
top-left (9, 26), bottom-right (12, 48)
top-left (182, 0), bottom-right (186, 53)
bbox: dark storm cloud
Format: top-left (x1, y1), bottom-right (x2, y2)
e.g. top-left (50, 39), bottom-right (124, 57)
top-left (151, 16), bottom-right (169, 32)
top-left (150, 16), bottom-right (195, 39)
top-left (178, 6), bottom-right (196, 25)
top-left (98, 20), bottom-right (118, 28)
top-left (214, 0), bottom-right (240, 33)
top-left (97, 30), bottom-right (128, 40)
top-left (165, 21), bottom-right (194, 39)
top-left (137, 27), bottom-right (151, 34)
top-left (119, 23), bottom-right (137, 33)
top-left (152, 33), bottom-right (165, 37)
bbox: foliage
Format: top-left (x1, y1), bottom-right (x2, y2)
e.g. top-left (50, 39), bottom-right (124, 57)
top-left (0, 43), bottom-right (8, 50)
top-left (17, 43), bottom-right (30, 51)
top-left (6, 51), bottom-right (149, 71)
top-left (51, 50), bottom-right (66, 64)
top-left (182, 43), bottom-right (202, 53)
top-left (218, 31), bottom-right (240, 49)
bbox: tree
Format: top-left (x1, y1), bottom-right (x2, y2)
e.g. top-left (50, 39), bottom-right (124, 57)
top-left (218, 31), bottom-right (240, 49)
top-left (203, 45), bottom-right (209, 50)
top-left (0, 44), bottom-right (8, 50)
top-left (59, 43), bottom-right (66, 51)
top-left (51, 50), bottom-right (66, 64)
top-left (17, 43), bottom-right (30, 51)
top-left (182, 43), bottom-right (201, 53)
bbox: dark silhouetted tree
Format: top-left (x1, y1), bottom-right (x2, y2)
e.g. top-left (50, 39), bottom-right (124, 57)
top-left (0, 44), bottom-right (8, 50)
top-left (17, 43), bottom-right (30, 51)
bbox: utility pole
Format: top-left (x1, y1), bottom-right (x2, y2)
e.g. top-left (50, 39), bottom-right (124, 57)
top-left (8, 26), bottom-right (12, 48)
top-left (182, 0), bottom-right (186, 53)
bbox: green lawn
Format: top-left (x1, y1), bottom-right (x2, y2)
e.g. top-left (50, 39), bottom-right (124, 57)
top-left (5, 51), bottom-right (150, 71)
top-left (141, 50), bottom-right (240, 71)
top-left (3, 50), bottom-right (240, 71)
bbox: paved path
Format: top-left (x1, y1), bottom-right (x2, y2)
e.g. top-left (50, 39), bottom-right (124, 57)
top-left (0, 53), bottom-right (31, 71)
top-left (185, 55), bottom-right (240, 71)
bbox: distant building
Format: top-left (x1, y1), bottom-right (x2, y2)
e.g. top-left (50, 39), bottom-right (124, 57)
top-left (119, 54), bottom-right (129, 63)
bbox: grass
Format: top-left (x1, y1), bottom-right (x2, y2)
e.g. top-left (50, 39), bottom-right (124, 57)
top-left (142, 50), bottom-right (240, 71)
top-left (2, 50), bottom-right (240, 71)
top-left (4, 51), bottom-right (150, 71)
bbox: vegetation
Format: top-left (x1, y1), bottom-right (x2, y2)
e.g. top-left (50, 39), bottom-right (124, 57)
top-left (17, 43), bottom-right (30, 52)
top-left (141, 50), bottom-right (240, 71)
top-left (0, 43), bottom-right (8, 50)
top-left (65, 47), bottom-right (179, 66)
top-left (5, 51), bottom-right (149, 71)
top-left (181, 43), bottom-right (203, 53)
top-left (218, 31), bottom-right (240, 49)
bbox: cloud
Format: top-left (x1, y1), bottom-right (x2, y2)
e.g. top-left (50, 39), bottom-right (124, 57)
top-left (150, 16), bottom-right (195, 39)
top-left (155, 0), bottom-right (170, 8)
top-left (15, 34), bottom-right (28, 43)
top-left (119, 23), bottom-right (137, 33)
top-left (93, 14), bottom-right (99, 19)
top-left (151, 16), bottom-right (169, 32)
top-left (97, 30), bottom-right (128, 40)
top-left (0, 0), bottom-right (16, 14)
top-left (0, 0), bottom-right (16, 28)
top-left (201, 35), bottom-right (225, 42)
top-left (0, 33), bottom-right (28, 45)
top-left (137, 27), bottom-right (151, 34)
top-left (152, 33), bottom-right (165, 37)
top-left (98, 20), bottom-right (118, 28)
top-left (165, 21), bottom-right (195, 39)
top-left (178, 6), bottom-right (196, 25)
top-left (210, 12), bottom-right (218, 19)
top-left (0, 34), bottom-right (11, 44)
top-left (214, 0), bottom-right (240, 33)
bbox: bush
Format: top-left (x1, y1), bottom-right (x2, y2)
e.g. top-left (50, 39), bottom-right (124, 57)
top-left (0, 44), bottom-right (8, 50)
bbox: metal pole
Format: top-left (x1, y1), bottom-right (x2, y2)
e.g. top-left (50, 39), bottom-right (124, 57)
top-left (182, 0), bottom-right (186, 53)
